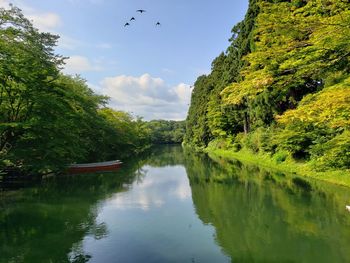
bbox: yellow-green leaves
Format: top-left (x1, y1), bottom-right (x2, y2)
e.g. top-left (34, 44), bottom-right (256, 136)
top-left (222, 0), bottom-right (350, 109)
top-left (186, 0), bottom-right (350, 170)
top-left (222, 69), bottom-right (274, 106)
top-left (277, 77), bottom-right (350, 129)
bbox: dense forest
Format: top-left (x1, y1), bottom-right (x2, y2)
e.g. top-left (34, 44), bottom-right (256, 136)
top-left (185, 0), bottom-right (350, 172)
top-left (0, 6), bottom-right (185, 177)
top-left (145, 120), bottom-right (186, 144)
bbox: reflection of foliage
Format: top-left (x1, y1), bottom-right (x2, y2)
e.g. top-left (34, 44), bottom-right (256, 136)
top-left (144, 145), bottom-right (185, 167)
top-left (0, 146), bottom-right (188, 262)
top-left (71, 254), bottom-right (92, 263)
top-left (185, 152), bottom-right (350, 262)
top-left (0, 154), bottom-right (149, 263)
top-left (133, 167), bottom-right (148, 184)
top-left (2, 146), bottom-right (350, 262)
top-left (88, 222), bottom-right (109, 240)
top-left (69, 244), bottom-right (92, 263)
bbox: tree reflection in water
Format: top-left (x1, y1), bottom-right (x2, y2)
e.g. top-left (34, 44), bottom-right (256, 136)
top-left (1, 146), bottom-right (350, 263)
top-left (185, 151), bottom-right (350, 262)
top-left (0, 157), bottom-right (147, 263)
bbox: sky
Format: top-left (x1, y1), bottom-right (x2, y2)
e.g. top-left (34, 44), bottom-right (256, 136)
top-left (0, 0), bottom-right (248, 120)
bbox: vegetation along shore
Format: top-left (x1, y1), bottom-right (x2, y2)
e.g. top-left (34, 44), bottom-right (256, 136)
top-left (184, 0), bottom-right (350, 186)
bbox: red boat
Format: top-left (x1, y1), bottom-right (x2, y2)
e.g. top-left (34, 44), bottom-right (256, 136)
top-left (67, 160), bottom-right (122, 174)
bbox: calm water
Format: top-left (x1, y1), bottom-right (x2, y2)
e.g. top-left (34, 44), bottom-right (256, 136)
top-left (1, 146), bottom-right (350, 262)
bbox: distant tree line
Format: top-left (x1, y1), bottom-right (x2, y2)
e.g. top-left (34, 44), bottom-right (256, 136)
top-left (145, 120), bottom-right (186, 144)
top-left (185, 0), bottom-right (350, 170)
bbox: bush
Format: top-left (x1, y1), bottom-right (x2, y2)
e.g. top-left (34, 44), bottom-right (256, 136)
top-left (232, 143), bottom-right (242, 152)
top-left (239, 128), bottom-right (273, 153)
top-left (310, 130), bottom-right (350, 169)
top-left (231, 133), bottom-right (244, 152)
top-left (272, 126), bottom-right (318, 160)
top-left (273, 150), bottom-right (289, 164)
top-left (207, 137), bottom-right (234, 150)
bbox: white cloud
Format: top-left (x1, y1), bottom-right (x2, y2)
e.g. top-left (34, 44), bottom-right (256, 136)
top-left (100, 74), bottom-right (191, 120)
top-left (0, 0), bottom-right (62, 32)
top-left (28, 13), bottom-right (62, 31)
top-left (108, 166), bottom-right (191, 211)
top-left (58, 35), bottom-right (82, 50)
top-left (63, 55), bottom-right (102, 74)
top-left (174, 83), bottom-right (191, 101)
top-left (1, 1), bottom-right (78, 51)
top-left (0, 0), bottom-right (10, 8)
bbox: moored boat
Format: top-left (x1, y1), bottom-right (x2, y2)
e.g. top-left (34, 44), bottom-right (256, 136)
top-left (68, 160), bottom-right (122, 174)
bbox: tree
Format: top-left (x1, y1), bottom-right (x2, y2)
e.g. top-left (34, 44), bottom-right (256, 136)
top-left (185, 0), bottom-right (259, 145)
top-left (0, 6), bottom-right (152, 175)
top-left (185, 0), bottom-right (350, 170)
top-left (222, 0), bottom-right (350, 129)
top-left (0, 5), bottom-right (63, 149)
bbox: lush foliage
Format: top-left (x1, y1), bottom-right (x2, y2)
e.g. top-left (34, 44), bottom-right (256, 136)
top-left (145, 120), bottom-right (185, 144)
top-left (185, 0), bottom-right (350, 171)
top-left (185, 0), bottom-right (259, 147)
top-left (0, 6), bottom-right (151, 175)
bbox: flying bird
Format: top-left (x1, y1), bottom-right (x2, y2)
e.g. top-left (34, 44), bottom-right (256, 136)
top-left (130, 17), bottom-right (136, 21)
top-left (124, 22), bottom-right (130, 27)
top-left (137, 9), bottom-right (146, 13)
top-left (156, 22), bottom-right (161, 26)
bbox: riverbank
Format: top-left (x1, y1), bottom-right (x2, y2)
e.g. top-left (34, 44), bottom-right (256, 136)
top-left (205, 147), bottom-right (350, 188)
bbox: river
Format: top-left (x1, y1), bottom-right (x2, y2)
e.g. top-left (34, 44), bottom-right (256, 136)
top-left (1, 146), bottom-right (350, 262)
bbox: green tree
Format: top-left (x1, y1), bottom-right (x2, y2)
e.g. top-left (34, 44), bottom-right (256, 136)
top-left (184, 0), bottom-right (259, 146)
top-left (0, 6), bottom-right (152, 176)
top-left (186, 0), bottom-right (350, 170)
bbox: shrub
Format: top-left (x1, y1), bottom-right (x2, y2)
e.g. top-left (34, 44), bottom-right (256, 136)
top-left (272, 126), bottom-right (316, 160)
top-left (207, 137), bottom-right (233, 150)
top-left (232, 142), bottom-right (242, 152)
top-left (240, 128), bottom-right (273, 153)
top-left (273, 150), bottom-right (289, 164)
top-left (310, 130), bottom-right (350, 169)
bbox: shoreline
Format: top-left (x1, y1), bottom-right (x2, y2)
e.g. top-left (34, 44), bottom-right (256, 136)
top-left (205, 148), bottom-right (350, 188)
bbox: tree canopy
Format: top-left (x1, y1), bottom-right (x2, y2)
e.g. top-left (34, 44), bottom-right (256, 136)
top-left (0, 6), bottom-right (156, 175)
top-left (185, 0), bottom-right (350, 170)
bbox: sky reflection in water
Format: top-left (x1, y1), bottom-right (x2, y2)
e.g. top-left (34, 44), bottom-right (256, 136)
top-left (77, 165), bottom-right (229, 263)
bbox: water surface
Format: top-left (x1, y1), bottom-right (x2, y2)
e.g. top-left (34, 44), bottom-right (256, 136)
top-left (1, 146), bottom-right (350, 262)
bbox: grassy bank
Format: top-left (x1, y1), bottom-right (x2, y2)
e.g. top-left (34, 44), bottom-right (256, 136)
top-left (205, 147), bottom-right (350, 188)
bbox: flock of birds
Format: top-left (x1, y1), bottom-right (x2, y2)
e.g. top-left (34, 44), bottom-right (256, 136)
top-left (124, 9), bottom-right (161, 27)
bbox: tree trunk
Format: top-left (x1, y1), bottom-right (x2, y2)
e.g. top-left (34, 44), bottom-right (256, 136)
top-left (243, 111), bottom-right (250, 134)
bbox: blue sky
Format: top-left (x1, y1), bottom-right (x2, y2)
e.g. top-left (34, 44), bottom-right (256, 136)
top-left (1, 0), bottom-right (248, 120)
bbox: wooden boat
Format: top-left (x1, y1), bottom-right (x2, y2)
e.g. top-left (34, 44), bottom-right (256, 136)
top-left (68, 160), bottom-right (122, 174)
